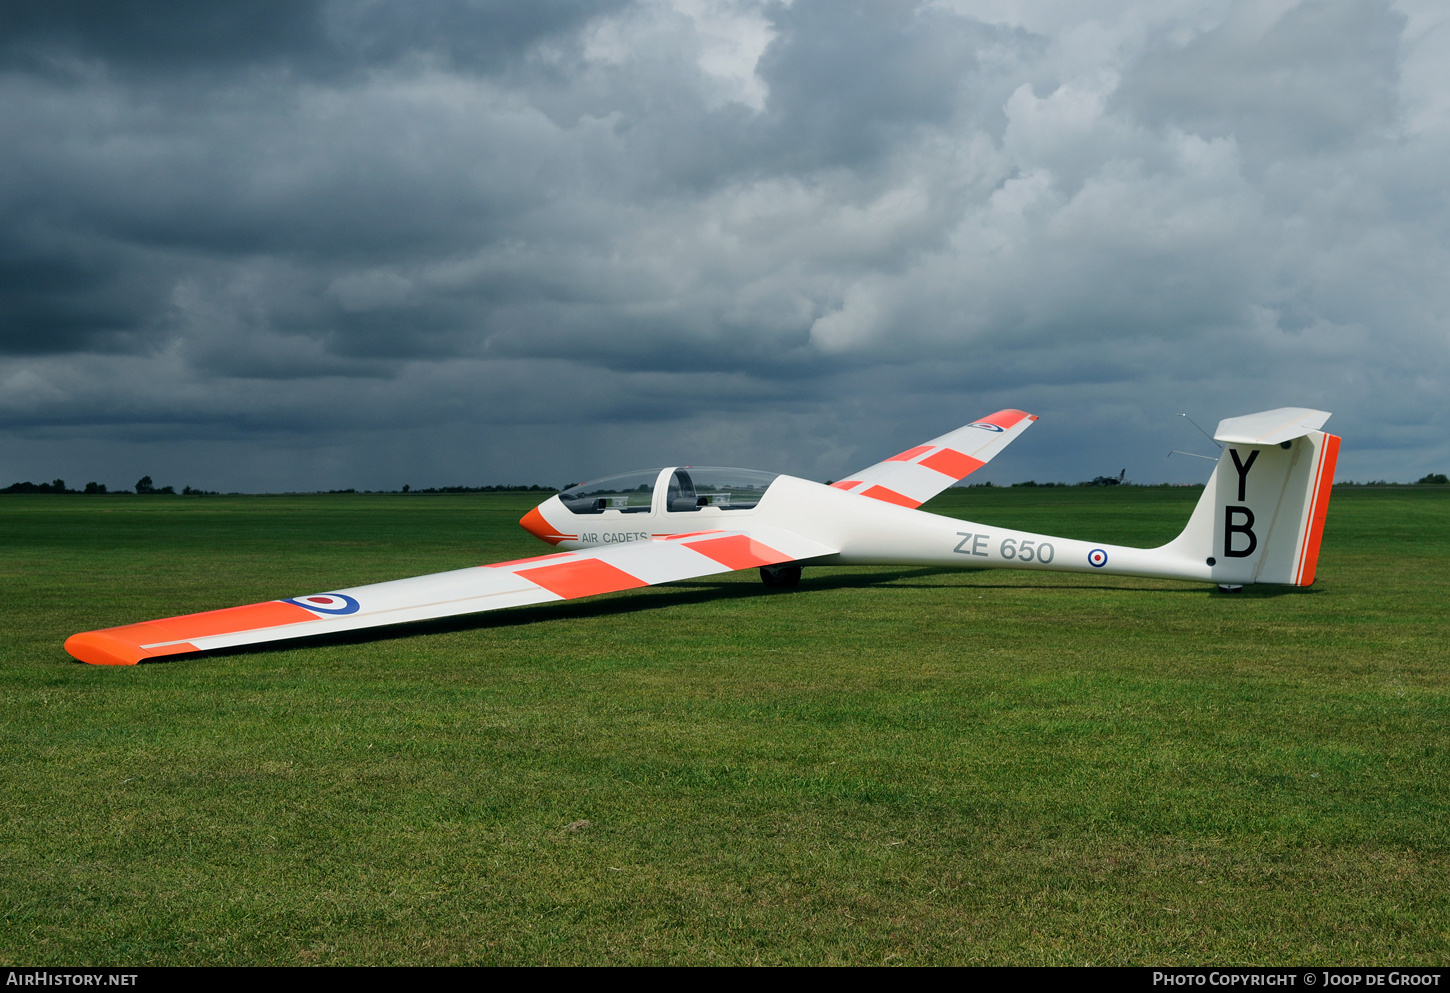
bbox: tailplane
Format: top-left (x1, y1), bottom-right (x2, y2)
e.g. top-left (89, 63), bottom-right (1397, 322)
top-left (1165, 408), bottom-right (1340, 586)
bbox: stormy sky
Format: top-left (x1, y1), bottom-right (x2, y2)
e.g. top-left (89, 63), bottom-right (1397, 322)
top-left (1, 0), bottom-right (1445, 492)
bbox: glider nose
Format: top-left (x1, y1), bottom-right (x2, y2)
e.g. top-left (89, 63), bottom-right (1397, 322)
top-left (520, 504), bottom-right (569, 546)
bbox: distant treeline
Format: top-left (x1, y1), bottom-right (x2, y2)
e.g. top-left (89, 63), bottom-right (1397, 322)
top-left (1337, 474), bottom-right (1447, 487)
top-left (968, 480), bottom-right (1196, 488)
top-left (8, 475), bottom-right (1445, 495)
top-left (4, 480), bottom-right (559, 495)
top-left (398, 484), bottom-right (557, 494)
top-left (981, 475), bottom-right (1450, 488)
top-left (324, 484), bottom-right (559, 494)
top-left (1, 476), bottom-right (218, 495)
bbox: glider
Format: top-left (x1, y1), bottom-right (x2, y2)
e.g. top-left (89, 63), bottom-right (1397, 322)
top-left (65, 406), bottom-right (1339, 666)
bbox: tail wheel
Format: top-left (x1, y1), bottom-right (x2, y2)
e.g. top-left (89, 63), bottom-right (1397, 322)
top-left (760, 564), bottom-right (802, 588)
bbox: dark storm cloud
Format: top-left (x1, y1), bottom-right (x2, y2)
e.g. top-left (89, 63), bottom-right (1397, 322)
top-left (0, 0), bottom-right (1446, 492)
top-left (0, 0), bottom-right (622, 77)
top-left (755, 1), bottom-right (998, 170)
top-left (0, 1), bottom-right (328, 74)
top-left (1115, 0), bottom-right (1406, 158)
top-left (327, 0), bottom-right (630, 76)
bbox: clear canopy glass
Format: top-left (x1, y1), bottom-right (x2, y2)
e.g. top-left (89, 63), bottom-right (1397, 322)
top-left (558, 469), bottom-right (660, 515)
top-left (558, 466), bottom-right (782, 515)
top-left (665, 467), bottom-right (780, 513)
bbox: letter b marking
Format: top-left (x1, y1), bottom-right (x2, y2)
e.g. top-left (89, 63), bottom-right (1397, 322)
top-left (1225, 505), bottom-right (1257, 558)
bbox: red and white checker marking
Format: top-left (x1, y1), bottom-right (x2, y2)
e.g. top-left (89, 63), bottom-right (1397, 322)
top-left (832, 409), bottom-right (1037, 509)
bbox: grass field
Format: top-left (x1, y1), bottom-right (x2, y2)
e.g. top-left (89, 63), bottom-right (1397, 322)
top-left (2, 485), bottom-right (1448, 965)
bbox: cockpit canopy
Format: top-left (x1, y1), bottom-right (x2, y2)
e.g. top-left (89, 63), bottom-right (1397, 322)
top-left (557, 469), bottom-right (658, 514)
top-left (665, 467), bottom-right (779, 512)
top-left (558, 467), bottom-right (780, 515)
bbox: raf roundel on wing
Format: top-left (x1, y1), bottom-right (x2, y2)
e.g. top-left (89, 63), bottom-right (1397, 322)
top-left (284, 593), bottom-right (361, 615)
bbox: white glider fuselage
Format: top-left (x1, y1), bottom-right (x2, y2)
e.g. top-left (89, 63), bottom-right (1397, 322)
top-left (534, 472), bottom-right (1208, 583)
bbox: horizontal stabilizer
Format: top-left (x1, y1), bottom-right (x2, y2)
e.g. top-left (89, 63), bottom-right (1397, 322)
top-left (1214, 407), bottom-right (1331, 445)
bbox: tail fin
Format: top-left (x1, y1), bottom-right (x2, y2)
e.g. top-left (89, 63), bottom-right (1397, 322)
top-left (1165, 408), bottom-right (1340, 586)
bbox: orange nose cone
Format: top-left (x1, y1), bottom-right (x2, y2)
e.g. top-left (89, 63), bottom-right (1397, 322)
top-left (520, 506), bottom-right (567, 545)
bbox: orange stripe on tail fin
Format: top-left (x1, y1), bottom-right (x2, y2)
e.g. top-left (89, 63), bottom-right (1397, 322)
top-left (1294, 433), bottom-right (1340, 586)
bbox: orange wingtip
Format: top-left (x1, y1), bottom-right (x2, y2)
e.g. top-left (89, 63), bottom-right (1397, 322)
top-left (974, 409), bottom-right (1032, 429)
top-left (64, 630), bottom-right (199, 666)
top-left (64, 600), bottom-right (318, 665)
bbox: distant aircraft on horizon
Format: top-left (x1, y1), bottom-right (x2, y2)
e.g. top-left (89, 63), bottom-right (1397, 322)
top-left (65, 406), bottom-right (1339, 666)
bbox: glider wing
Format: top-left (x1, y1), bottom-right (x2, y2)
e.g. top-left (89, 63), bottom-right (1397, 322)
top-left (828, 408), bottom-right (1037, 509)
top-left (64, 525), bottom-right (836, 665)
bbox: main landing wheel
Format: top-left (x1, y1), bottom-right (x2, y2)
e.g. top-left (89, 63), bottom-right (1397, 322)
top-left (760, 564), bottom-right (802, 588)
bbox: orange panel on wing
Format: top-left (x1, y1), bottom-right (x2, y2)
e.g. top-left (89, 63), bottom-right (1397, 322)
top-left (918, 448), bottom-right (985, 480)
top-left (683, 534), bottom-right (787, 570)
top-left (143, 600), bottom-right (319, 641)
top-left (861, 485), bottom-right (920, 508)
top-left (516, 558), bottom-right (648, 599)
top-left (885, 445), bottom-right (933, 462)
top-left (486, 552), bottom-right (577, 569)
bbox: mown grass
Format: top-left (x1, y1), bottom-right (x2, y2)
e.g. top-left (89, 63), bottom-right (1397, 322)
top-left (1, 486), bottom-right (1447, 965)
